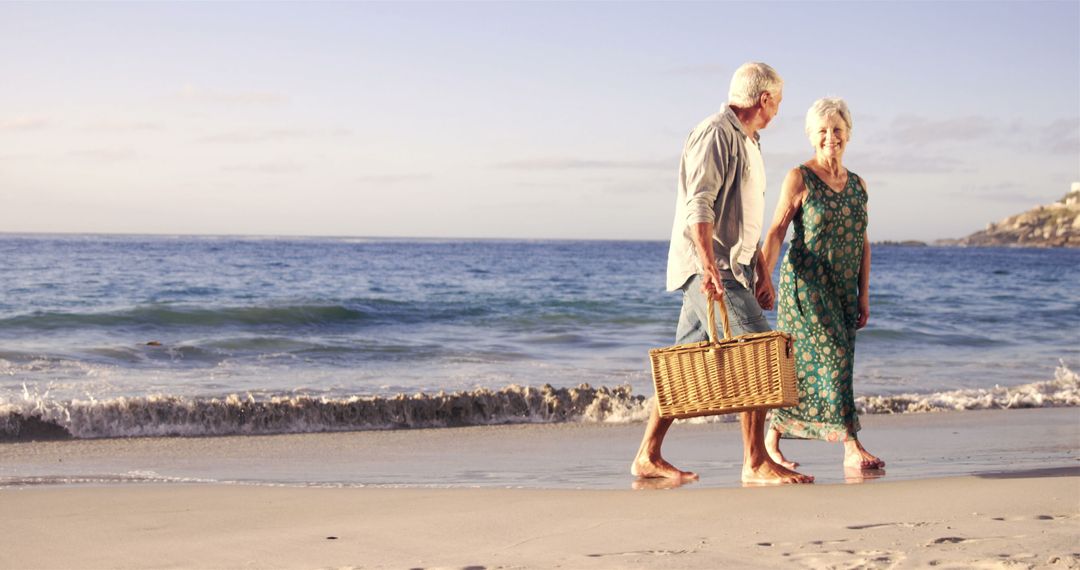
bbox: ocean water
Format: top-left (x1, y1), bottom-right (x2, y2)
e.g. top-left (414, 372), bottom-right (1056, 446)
top-left (0, 235), bottom-right (1077, 440)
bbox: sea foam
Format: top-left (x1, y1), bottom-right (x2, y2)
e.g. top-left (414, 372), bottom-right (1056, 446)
top-left (1, 362), bottom-right (1075, 441)
top-left (857, 360), bottom-right (1080, 413)
top-left (0, 383), bottom-right (650, 440)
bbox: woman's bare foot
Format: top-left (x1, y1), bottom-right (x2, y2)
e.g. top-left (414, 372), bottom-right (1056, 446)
top-left (741, 458), bottom-right (814, 485)
top-left (765, 427), bottom-right (799, 469)
top-left (631, 455), bottom-right (698, 480)
top-left (843, 439), bottom-right (885, 470)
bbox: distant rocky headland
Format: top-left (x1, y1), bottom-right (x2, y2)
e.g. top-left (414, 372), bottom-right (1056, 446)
top-left (937, 183), bottom-right (1080, 248)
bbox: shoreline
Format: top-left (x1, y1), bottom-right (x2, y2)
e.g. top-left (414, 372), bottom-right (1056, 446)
top-left (2, 407), bottom-right (1077, 568)
top-left (1, 407), bottom-right (1076, 489)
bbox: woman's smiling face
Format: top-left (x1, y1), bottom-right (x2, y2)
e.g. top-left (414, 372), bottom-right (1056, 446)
top-left (810, 112), bottom-right (850, 159)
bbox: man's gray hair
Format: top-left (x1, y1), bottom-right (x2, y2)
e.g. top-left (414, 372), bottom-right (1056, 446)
top-left (727, 62), bottom-right (783, 108)
top-left (805, 97), bottom-right (853, 136)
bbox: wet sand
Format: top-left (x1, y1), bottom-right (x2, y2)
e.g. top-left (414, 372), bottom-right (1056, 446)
top-left (1, 470), bottom-right (1077, 569)
top-left (0, 408), bottom-right (1076, 488)
top-left (0, 408), bottom-right (1077, 568)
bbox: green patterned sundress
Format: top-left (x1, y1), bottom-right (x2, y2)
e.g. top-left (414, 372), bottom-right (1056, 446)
top-left (770, 164), bottom-right (867, 442)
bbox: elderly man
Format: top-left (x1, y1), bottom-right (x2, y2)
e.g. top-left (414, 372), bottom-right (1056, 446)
top-left (631, 62), bottom-right (813, 485)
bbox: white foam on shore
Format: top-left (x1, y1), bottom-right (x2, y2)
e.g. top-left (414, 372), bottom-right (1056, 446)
top-left (1, 362), bottom-right (1075, 440)
top-left (0, 471), bottom-right (221, 487)
top-left (858, 360), bottom-right (1079, 413)
top-left (0, 383), bottom-right (651, 440)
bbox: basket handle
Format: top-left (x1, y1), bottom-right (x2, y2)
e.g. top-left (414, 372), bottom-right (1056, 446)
top-left (706, 292), bottom-right (733, 342)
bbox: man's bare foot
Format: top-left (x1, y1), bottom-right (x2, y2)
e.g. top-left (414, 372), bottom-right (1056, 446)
top-left (631, 455), bottom-right (698, 480)
top-left (764, 427), bottom-right (799, 469)
top-left (843, 440), bottom-right (885, 470)
top-left (741, 459), bottom-right (814, 485)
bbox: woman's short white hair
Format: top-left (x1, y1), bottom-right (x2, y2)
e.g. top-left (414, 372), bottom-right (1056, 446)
top-left (727, 62), bottom-right (783, 108)
top-left (805, 97), bottom-right (853, 136)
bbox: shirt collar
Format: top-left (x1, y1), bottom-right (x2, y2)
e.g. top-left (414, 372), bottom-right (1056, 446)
top-left (723, 103), bottom-right (760, 143)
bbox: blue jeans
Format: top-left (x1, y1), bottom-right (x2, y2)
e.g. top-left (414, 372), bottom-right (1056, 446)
top-left (675, 269), bottom-right (771, 345)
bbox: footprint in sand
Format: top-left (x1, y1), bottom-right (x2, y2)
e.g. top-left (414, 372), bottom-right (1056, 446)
top-left (809, 539), bottom-right (850, 546)
top-left (990, 513), bottom-right (1078, 522)
top-left (785, 548), bottom-right (902, 569)
top-left (928, 553), bottom-right (1044, 569)
top-left (847, 521), bottom-right (930, 530)
top-left (406, 566), bottom-right (488, 570)
top-left (586, 549), bottom-right (690, 558)
top-left (929, 536), bottom-right (969, 545)
top-left (925, 535), bottom-right (1011, 547)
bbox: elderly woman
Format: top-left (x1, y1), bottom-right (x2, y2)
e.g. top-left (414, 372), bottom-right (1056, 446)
top-left (757, 97), bottom-right (884, 472)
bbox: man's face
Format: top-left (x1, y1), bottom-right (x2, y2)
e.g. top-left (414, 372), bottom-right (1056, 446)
top-left (761, 90), bottom-right (782, 128)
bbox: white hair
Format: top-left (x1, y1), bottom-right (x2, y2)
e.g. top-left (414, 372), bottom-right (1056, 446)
top-left (805, 97), bottom-right (853, 136)
top-left (727, 62), bottom-right (783, 108)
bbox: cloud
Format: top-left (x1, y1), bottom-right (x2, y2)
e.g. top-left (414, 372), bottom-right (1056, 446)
top-left (175, 84), bottom-right (289, 105)
top-left (1043, 117), bottom-right (1079, 155)
top-left (82, 120), bottom-right (163, 133)
top-left (944, 182), bottom-right (1047, 204)
top-left (0, 154), bottom-right (36, 162)
top-left (495, 158), bottom-right (674, 171)
top-left (889, 115), bottom-right (995, 145)
top-left (354, 173), bottom-right (432, 184)
top-left (221, 161), bottom-right (304, 174)
top-left (198, 128), bottom-right (351, 143)
top-left (600, 178), bottom-right (671, 195)
top-left (660, 63), bottom-right (731, 76)
top-left (946, 181), bottom-right (1075, 205)
top-left (761, 152), bottom-right (808, 169)
top-left (758, 149), bottom-right (966, 178)
top-left (765, 116), bottom-right (804, 134)
top-left (67, 149), bottom-right (138, 161)
top-left (849, 151), bottom-right (966, 174)
top-left (0, 116), bottom-right (50, 131)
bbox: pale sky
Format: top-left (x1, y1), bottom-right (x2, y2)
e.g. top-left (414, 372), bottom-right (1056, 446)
top-left (2, 1), bottom-right (1077, 241)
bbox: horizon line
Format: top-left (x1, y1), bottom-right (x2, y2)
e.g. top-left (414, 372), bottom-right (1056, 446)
top-left (0, 230), bottom-right (954, 245)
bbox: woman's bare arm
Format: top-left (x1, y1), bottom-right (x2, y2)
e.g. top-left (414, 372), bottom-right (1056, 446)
top-left (757, 167), bottom-right (807, 309)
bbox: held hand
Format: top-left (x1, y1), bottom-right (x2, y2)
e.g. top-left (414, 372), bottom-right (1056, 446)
top-left (857, 294), bottom-right (870, 329)
top-left (756, 280), bottom-right (775, 311)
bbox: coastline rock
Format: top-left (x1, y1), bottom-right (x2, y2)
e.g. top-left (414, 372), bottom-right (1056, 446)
top-left (940, 184), bottom-right (1080, 248)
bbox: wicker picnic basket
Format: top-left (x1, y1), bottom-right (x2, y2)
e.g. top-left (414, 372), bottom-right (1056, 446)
top-left (649, 294), bottom-right (798, 419)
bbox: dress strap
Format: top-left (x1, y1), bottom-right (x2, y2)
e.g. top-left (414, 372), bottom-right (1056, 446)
top-left (847, 170), bottom-right (862, 192)
top-left (797, 164), bottom-right (820, 195)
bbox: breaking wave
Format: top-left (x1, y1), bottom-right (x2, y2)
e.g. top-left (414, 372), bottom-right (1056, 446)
top-left (857, 360), bottom-right (1079, 413)
top-left (1, 362), bottom-right (1075, 441)
top-left (0, 384), bottom-right (650, 441)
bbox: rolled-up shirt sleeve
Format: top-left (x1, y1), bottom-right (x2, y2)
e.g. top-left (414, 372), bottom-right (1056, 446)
top-left (684, 127), bottom-right (726, 225)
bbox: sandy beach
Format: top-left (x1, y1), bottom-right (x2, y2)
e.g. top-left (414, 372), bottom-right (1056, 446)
top-left (2, 470), bottom-right (1077, 569)
top-left (1, 408), bottom-right (1078, 568)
